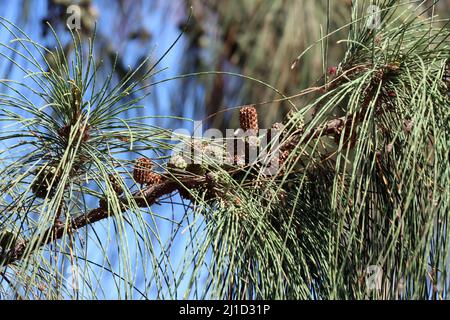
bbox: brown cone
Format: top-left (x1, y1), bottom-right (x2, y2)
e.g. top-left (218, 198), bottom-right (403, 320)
top-left (31, 166), bottom-right (60, 199)
top-left (108, 174), bottom-right (123, 195)
top-left (239, 105), bottom-right (259, 132)
top-left (146, 172), bottom-right (163, 185)
top-left (133, 157), bottom-right (154, 184)
top-left (58, 123), bottom-right (90, 143)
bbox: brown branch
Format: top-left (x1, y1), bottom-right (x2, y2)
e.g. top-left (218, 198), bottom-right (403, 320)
top-left (1, 115), bottom-right (353, 268)
top-left (1, 177), bottom-right (206, 268)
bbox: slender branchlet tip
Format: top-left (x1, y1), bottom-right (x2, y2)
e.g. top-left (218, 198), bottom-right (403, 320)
top-left (71, 85), bottom-right (82, 109)
top-left (239, 105), bottom-right (259, 132)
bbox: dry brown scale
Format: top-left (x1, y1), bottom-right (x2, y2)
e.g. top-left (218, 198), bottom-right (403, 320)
top-left (98, 197), bottom-right (108, 210)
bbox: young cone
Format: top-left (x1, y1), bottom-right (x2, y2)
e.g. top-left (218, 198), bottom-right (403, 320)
top-left (133, 157), bottom-right (154, 185)
top-left (145, 172), bottom-right (163, 185)
top-left (31, 166), bottom-right (60, 199)
top-left (239, 105), bottom-right (259, 132)
top-left (109, 174), bottom-right (123, 195)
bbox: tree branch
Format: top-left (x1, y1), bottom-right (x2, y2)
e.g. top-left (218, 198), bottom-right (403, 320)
top-left (1, 177), bottom-right (205, 268)
top-left (1, 115), bottom-right (352, 268)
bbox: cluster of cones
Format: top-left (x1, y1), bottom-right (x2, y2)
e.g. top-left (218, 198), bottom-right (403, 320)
top-left (95, 106), bottom-right (296, 207)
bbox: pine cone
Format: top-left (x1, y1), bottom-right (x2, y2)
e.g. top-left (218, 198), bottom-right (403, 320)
top-left (31, 166), bottom-right (60, 199)
top-left (146, 172), bottom-right (163, 185)
top-left (168, 154), bottom-right (188, 171)
top-left (133, 157), bottom-right (154, 184)
top-left (58, 123), bottom-right (90, 143)
top-left (108, 174), bottom-right (123, 195)
top-left (239, 105), bottom-right (259, 132)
